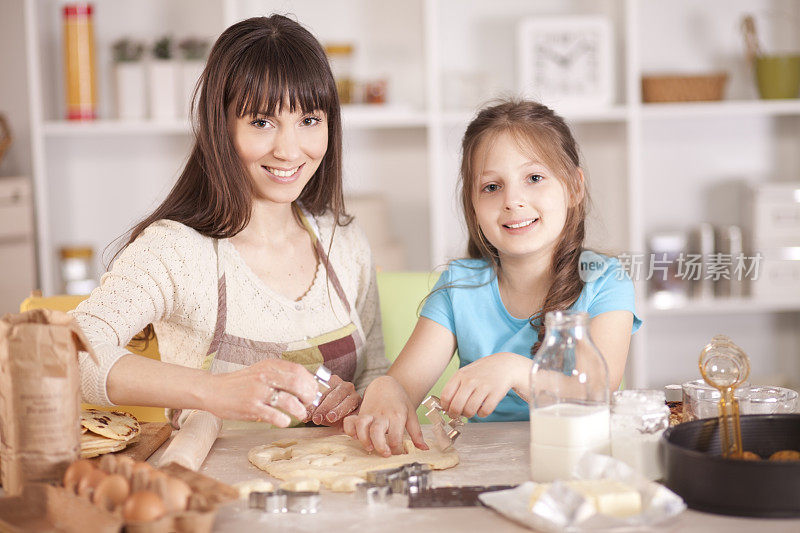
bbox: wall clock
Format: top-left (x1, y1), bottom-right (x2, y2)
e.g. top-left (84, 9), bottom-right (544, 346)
top-left (517, 16), bottom-right (614, 108)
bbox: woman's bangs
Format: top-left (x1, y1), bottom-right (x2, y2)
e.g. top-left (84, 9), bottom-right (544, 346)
top-left (233, 43), bottom-right (335, 118)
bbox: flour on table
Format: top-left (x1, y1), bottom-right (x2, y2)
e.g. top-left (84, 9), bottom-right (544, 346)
top-left (247, 434), bottom-right (459, 491)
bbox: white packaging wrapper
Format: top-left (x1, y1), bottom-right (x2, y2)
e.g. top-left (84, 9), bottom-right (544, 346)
top-left (479, 453), bottom-right (686, 532)
top-left (157, 410), bottom-right (222, 471)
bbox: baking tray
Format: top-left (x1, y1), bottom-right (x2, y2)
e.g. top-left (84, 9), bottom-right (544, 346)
top-left (661, 414), bottom-right (800, 517)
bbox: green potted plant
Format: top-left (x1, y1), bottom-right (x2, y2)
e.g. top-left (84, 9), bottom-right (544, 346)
top-left (178, 37), bottom-right (210, 120)
top-left (148, 36), bottom-right (178, 120)
top-left (111, 38), bottom-right (145, 120)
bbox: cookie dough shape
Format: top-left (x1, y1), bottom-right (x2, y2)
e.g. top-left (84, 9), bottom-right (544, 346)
top-left (248, 434), bottom-right (459, 491)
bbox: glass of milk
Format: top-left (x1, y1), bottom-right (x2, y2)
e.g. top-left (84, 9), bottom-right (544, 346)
top-left (529, 311), bottom-right (610, 482)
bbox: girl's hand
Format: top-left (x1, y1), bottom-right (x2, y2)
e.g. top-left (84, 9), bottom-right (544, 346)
top-left (204, 359), bottom-right (319, 426)
top-left (440, 352), bottom-right (532, 419)
top-left (306, 374), bottom-right (361, 426)
top-left (342, 375), bottom-right (428, 457)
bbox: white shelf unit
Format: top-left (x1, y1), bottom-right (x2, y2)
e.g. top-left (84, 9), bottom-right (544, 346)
top-left (24, 0), bottom-right (800, 389)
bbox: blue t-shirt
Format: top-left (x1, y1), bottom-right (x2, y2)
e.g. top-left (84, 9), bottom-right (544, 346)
top-left (420, 253), bottom-right (642, 423)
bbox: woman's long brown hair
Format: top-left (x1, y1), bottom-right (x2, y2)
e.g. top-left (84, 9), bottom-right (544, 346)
top-left (459, 99), bottom-right (587, 355)
top-left (114, 15), bottom-right (347, 343)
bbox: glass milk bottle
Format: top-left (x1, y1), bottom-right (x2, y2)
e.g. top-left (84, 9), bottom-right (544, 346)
top-left (529, 311), bottom-right (610, 482)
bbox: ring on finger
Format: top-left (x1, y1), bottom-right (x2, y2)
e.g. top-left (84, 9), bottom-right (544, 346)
top-left (267, 388), bottom-right (280, 407)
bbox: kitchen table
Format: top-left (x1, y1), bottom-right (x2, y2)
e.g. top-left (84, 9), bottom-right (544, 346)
top-left (149, 421), bottom-right (800, 533)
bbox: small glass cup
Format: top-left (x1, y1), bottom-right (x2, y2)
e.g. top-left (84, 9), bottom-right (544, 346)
top-left (739, 386), bottom-right (798, 415)
top-left (681, 379), bottom-right (750, 421)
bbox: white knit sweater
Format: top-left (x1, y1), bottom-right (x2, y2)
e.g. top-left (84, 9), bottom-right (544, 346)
top-left (72, 213), bottom-right (388, 406)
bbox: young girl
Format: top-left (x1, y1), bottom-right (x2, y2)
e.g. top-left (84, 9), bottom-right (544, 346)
top-left (344, 99), bottom-right (641, 456)
top-left (72, 15), bottom-right (388, 430)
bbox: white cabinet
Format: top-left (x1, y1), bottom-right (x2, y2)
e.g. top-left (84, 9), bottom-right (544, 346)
top-left (0, 177), bottom-right (36, 314)
top-left (23, 0), bottom-right (800, 388)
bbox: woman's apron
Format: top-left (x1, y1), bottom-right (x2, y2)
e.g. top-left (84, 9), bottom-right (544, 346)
top-left (169, 207), bottom-right (364, 428)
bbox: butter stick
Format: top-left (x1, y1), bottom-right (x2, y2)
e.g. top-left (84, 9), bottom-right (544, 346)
top-left (529, 479), bottom-right (642, 518)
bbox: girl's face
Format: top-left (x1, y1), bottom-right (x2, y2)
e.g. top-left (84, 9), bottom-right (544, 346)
top-left (229, 105), bottom-right (328, 205)
top-left (472, 132), bottom-right (571, 263)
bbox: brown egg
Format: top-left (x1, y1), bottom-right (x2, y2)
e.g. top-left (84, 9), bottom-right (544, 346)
top-left (146, 469), bottom-right (168, 492)
top-left (160, 476), bottom-right (192, 513)
top-left (131, 461), bottom-right (154, 476)
top-left (739, 451), bottom-right (761, 461)
top-left (116, 456), bottom-right (135, 480)
top-left (98, 453), bottom-right (119, 474)
top-left (63, 459), bottom-right (96, 493)
top-left (77, 468), bottom-right (107, 498)
top-left (93, 474), bottom-right (130, 512)
top-left (769, 449), bottom-right (800, 462)
top-left (122, 491), bottom-right (167, 523)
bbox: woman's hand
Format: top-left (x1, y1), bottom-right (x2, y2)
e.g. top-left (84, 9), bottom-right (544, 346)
top-left (342, 375), bottom-right (428, 457)
top-left (203, 359), bottom-right (319, 427)
top-left (306, 374), bottom-right (361, 426)
top-left (440, 352), bottom-right (532, 419)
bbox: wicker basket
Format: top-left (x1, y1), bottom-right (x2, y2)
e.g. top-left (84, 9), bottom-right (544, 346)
top-left (641, 73), bottom-right (728, 103)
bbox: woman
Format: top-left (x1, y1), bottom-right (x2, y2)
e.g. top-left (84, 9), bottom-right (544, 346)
top-left (73, 15), bottom-right (388, 429)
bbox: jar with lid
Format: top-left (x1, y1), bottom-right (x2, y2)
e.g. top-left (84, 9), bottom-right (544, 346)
top-left (610, 390), bottom-right (669, 481)
top-left (324, 44), bottom-right (355, 104)
top-left (59, 246), bottom-right (97, 295)
top-left (529, 310), bottom-right (610, 482)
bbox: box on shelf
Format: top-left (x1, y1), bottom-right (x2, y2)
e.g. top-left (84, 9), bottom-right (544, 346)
top-left (746, 182), bottom-right (800, 298)
top-left (748, 182), bottom-right (800, 249)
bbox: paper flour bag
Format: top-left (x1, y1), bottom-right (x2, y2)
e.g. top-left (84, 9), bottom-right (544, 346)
top-left (0, 309), bottom-right (97, 495)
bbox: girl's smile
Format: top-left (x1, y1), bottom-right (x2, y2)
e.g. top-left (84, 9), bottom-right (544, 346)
top-left (502, 217), bottom-right (539, 232)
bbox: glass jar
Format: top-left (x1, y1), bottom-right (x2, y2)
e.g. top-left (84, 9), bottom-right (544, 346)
top-left (59, 246), bottom-right (97, 295)
top-left (610, 390), bottom-right (669, 481)
top-left (529, 311), bottom-right (610, 482)
top-left (324, 44), bottom-right (355, 104)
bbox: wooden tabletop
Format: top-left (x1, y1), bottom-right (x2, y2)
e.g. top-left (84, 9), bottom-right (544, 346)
top-left (149, 421), bottom-right (800, 533)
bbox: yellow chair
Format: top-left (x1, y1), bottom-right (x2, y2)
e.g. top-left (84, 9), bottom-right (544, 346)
top-left (375, 271), bottom-right (460, 421)
top-left (19, 294), bottom-right (167, 422)
top-left (19, 271), bottom-right (460, 424)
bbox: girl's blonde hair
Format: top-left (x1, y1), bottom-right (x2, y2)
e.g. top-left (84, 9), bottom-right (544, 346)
top-left (460, 99), bottom-right (587, 354)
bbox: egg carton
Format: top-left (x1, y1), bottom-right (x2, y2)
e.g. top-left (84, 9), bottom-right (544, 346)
top-left (0, 462), bottom-right (238, 533)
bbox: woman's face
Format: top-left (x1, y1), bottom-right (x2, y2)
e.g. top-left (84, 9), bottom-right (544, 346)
top-left (229, 104), bottom-right (328, 205)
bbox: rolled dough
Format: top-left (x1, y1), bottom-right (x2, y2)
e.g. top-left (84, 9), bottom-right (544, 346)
top-left (248, 434), bottom-right (459, 491)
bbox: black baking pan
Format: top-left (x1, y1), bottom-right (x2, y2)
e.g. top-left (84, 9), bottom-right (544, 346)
top-left (660, 414), bottom-right (800, 517)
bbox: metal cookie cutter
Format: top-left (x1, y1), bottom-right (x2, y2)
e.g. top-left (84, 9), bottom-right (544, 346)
top-left (355, 482), bottom-right (391, 505)
top-left (364, 463), bottom-right (432, 496)
top-left (421, 395), bottom-right (464, 451)
top-left (248, 490), bottom-right (287, 513)
top-left (284, 490), bottom-right (322, 514)
top-left (400, 462), bottom-right (431, 495)
top-left (365, 466), bottom-right (403, 487)
top-left (311, 365), bottom-right (332, 407)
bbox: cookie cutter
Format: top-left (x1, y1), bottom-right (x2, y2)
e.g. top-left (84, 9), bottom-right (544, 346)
top-left (364, 462), bottom-right (432, 497)
top-left (311, 365), bottom-right (332, 407)
top-left (421, 395), bottom-right (464, 451)
top-left (355, 482), bottom-right (392, 505)
top-left (248, 490), bottom-right (287, 513)
top-left (284, 490), bottom-right (322, 514)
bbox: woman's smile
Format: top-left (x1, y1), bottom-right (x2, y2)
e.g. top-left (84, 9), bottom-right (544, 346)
top-left (262, 163), bottom-right (305, 183)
